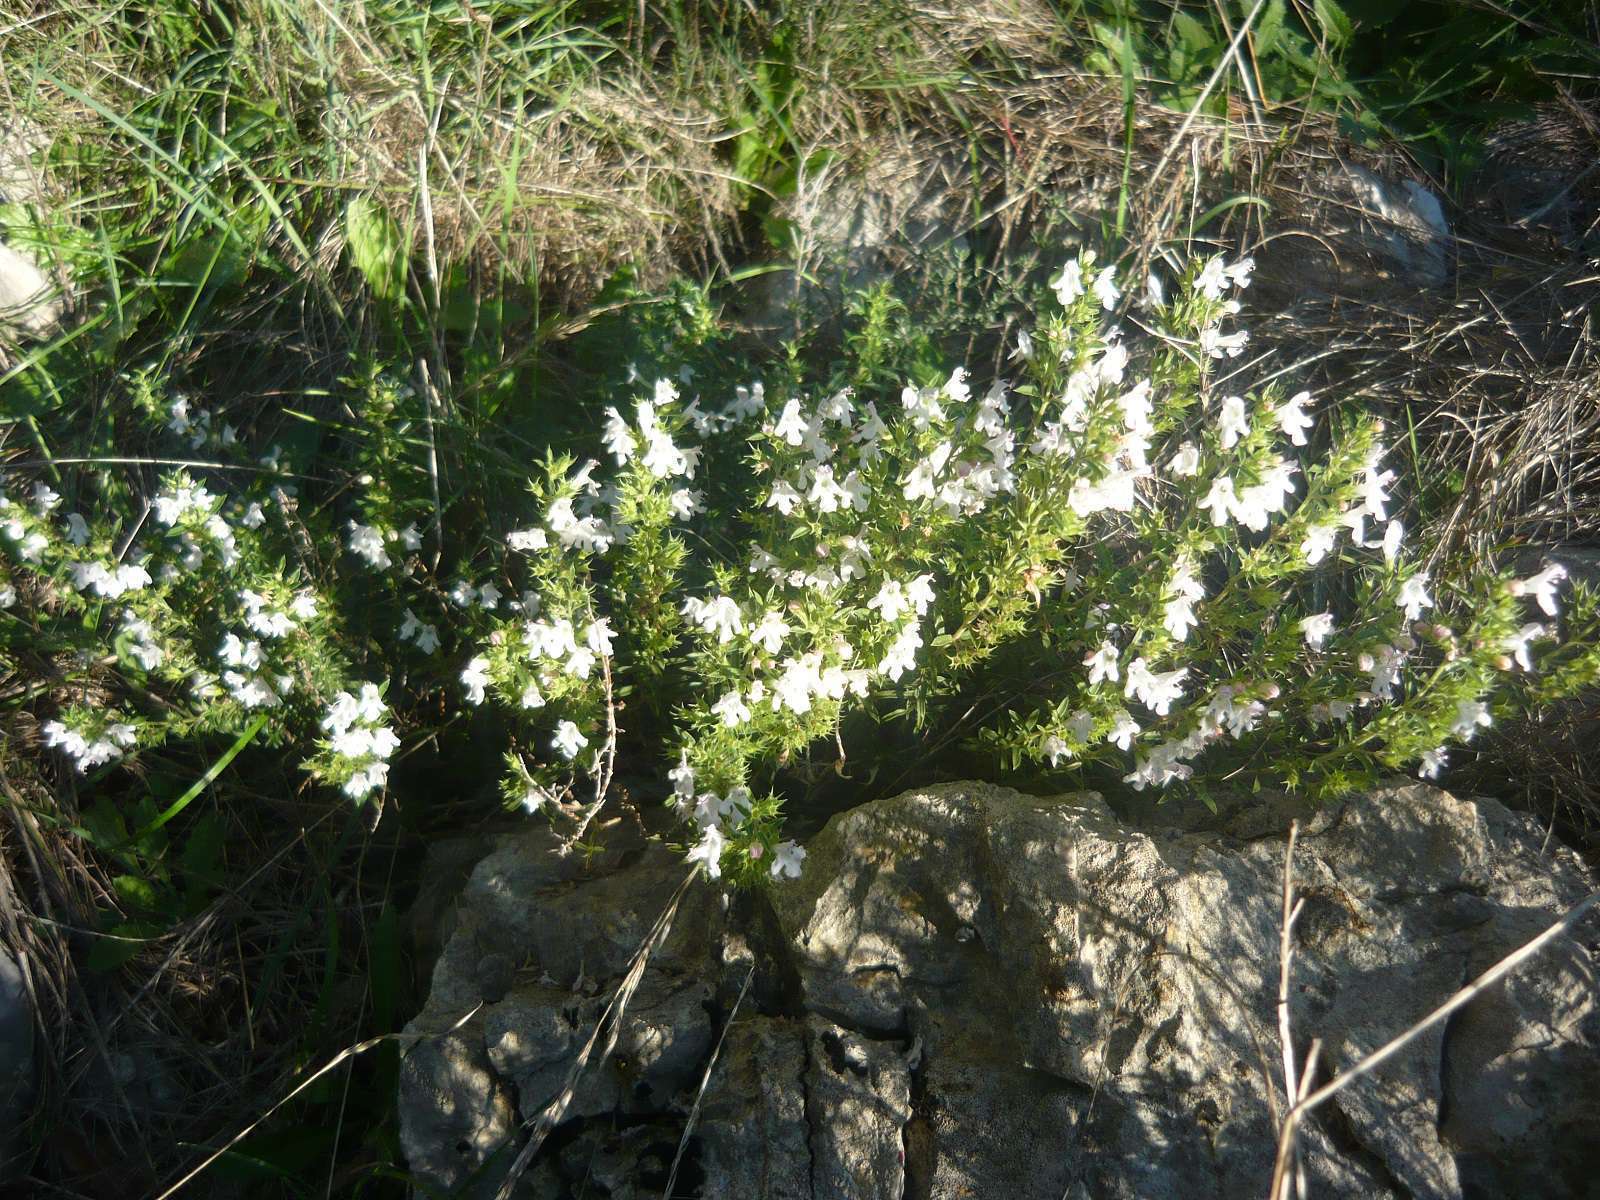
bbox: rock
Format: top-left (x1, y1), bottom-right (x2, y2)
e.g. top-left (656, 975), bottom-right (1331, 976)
top-left (804, 1016), bottom-right (912, 1200)
top-left (0, 950), bottom-right (33, 1184)
top-left (398, 819), bottom-right (727, 1195)
top-left (695, 1018), bottom-right (811, 1199)
top-left (399, 782), bottom-right (1600, 1199)
top-left (1262, 160), bottom-right (1453, 300)
top-left (738, 140), bottom-right (968, 332)
top-left (1, 119), bottom-right (67, 343)
top-left (0, 241), bottom-right (63, 342)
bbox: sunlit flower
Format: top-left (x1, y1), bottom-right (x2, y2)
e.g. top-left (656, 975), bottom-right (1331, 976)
top-left (1299, 612), bottom-right (1335, 650)
top-left (552, 720), bottom-right (588, 761)
top-left (770, 840), bottom-right (806, 879)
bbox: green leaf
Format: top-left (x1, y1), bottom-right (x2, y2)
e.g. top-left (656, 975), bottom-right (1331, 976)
top-left (111, 874), bottom-right (164, 914)
top-left (86, 921), bottom-right (162, 972)
top-left (1173, 11), bottom-right (1216, 55)
top-left (76, 800), bottom-right (127, 851)
top-left (1255, 0), bottom-right (1286, 60)
top-left (180, 812), bottom-right (227, 898)
top-left (344, 197), bottom-right (408, 303)
top-left (1312, 0), bottom-right (1353, 48)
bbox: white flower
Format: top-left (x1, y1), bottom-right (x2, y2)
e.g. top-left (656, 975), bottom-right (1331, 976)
top-left (1169, 442), bottom-right (1201, 477)
top-left (1092, 266), bottom-right (1119, 311)
top-left (399, 524), bottom-right (422, 552)
top-left (1309, 700), bottom-right (1355, 725)
top-left (546, 494), bottom-right (609, 554)
top-left (766, 480), bottom-right (802, 517)
top-left (879, 623), bottom-right (922, 682)
top-left (903, 442), bottom-right (953, 503)
top-left (1200, 477), bottom-right (1237, 527)
top-left (1397, 572), bottom-right (1432, 621)
top-left (712, 689), bottom-right (752, 728)
top-left (1084, 641), bottom-right (1119, 685)
top-left (477, 582), bottom-right (503, 611)
top-left (1067, 471), bottom-right (1137, 516)
top-left (1123, 656), bottom-right (1187, 715)
top-left (640, 424), bottom-right (690, 479)
top-left (1195, 256), bottom-right (1229, 300)
top-left (523, 617), bottom-right (578, 660)
top-left (773, 399), bottom-right (808, 446)
top-left (1360, 451), bottom-right (1397, 522)
top-left (63, 513), bottom-right (89, 545)
top-left (347, 523), bottom-right (391, 569)
top-left (1275, 391), bottom-right (1313, 446)
top-left (1051, 259), bottom-right (1085, 306)
top-left (867, 579), bottom-right (910, 623)
top-left (669, 488), bottom-right (703, 520)
top-left (602, 407), bottom-right (636, 464)
top-left (507, 528), bottom-right (548, 552)
top-left (415, 625), bottom-right (440, 654)
top-left (1301, 523), bottom-right (1338, 566)
top-left (1380, 519), bottom-right (1404, 565)
top-left (1160, 560), bottom-right (1205, 643)
top-left (1217, 395), bottom-right (1250, 451)
top-left (687, 824), bottom-right (726, 880)
top-left (0, 586), bottom-right (14, 608)
top-left (1511, 563), bottom-right (1567, 617)
top-left (728, 382), bottom-right (766, 421)
top-left (1010, 330), bottom-right (1034, 362)
top-left (748, 611), bottom-right (790, 654)
top-left (219, 633), bottom-right (264, 670)
top-left (806, 465), bottom-right (851, 513)
top-left (905, 574), bottom-right (936, 616)
top-left (1418, 747), bottom-right (1448, 780)
top-left (461, 656), bottom-right (491, 705)
top-left (1042, 735), bottom-right (1071, 768)
top-left (1199, 325), bottom-right (1248, 358)
top-left (30, 483), bottom-right (61, 514)
top-left (1501, 622), bottom-right (1545, 671)
top-left (1300, 612), bottom-right (1336, 650)
top-left (770, 840), bottom-right (806, 880)
top-left (1452, 699), bottom-right (1492, 741)
top-left (682, 595), bottom-right (744, 644)
top-left (552, 720), bottom-right (588, 761)
top-left (242, 502), bottom-right (266, 529)
top-left (520, 682), bottom-right (545, 709)
top-left (1107, 710), bottom-right (1141, 751)
top-left (585, 617), bottom-right (615, 657)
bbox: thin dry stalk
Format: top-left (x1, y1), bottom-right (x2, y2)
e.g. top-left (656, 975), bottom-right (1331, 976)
top-left (1267, 889), bottom-right (1599, 1200)
top-left (660, 961), bottom-right (755, 1200)
top-left (150, 1005), bottom-right (483, 1200)
top-left (494, 866), bottom-right (700, 1200)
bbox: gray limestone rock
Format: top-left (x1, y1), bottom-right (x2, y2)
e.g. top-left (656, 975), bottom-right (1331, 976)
top-left (0, 951), bottom-right (34, 1185)
top-left (400, 782), bottom-right (1599, 1198)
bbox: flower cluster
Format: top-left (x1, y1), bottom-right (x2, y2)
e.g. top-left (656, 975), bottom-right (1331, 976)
top-left (41, 713), bottom-right (138, 773)
top-left (316, 684), bottom-right (400, 800)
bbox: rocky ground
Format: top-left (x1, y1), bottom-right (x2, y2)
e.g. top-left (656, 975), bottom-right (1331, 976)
top-left (398, 781), bottom-right (1600, 1199)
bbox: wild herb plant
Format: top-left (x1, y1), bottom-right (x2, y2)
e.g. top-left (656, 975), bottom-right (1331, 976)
top-left (445, 249), bottom-right (1600, 883)
top-left (11, 247), bottom-right (1599, 896)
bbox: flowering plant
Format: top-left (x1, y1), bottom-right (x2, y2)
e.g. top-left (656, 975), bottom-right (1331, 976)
top-left (9, 252), bottom-right (1599, 890)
